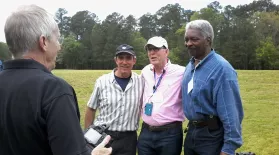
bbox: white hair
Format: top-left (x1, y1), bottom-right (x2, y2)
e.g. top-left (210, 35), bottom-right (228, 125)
top-left (185, 19), bottom-right (214, 44)
top-left (4, 5), bottom-right (59, 58)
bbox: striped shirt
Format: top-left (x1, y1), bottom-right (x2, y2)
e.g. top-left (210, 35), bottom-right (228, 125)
top-left (87, 70), bottom-right (144, 131)
top-left (182, 50), bottom-right (244, 155)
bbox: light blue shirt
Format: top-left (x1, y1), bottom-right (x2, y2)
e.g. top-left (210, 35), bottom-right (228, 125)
top-left (182, 50), bottom-right (244, 155)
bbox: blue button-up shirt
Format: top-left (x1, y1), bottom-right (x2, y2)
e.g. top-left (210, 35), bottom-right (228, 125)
top-left (0, 60), bottom-right (3, 71)
top-left (182, 50), bottom-right (244, 155)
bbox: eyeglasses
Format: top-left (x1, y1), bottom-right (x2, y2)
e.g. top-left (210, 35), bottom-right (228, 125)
top-left (147, 46), bottom-right (166, 52)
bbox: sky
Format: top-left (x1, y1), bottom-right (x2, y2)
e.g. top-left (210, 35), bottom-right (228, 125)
top-left (0, 0), bottom-right (278, 42)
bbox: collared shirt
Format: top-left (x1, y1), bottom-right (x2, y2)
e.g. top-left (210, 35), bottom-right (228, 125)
top-left (182, 50), bottom-right (244, 155)
top-left (141, 60), bottom-right (185, 126)
top-left (0, 60), bottom-right (3, 71)
top-left (87, 70), bottom-right (144, 131)
top-left (0, 59), bottom-right (90, 155)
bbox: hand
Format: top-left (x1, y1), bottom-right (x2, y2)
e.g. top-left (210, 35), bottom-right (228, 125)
top-left (220, 152), bottom-right (229, 155)
top-left (91, 135), bottom-right (112, 155)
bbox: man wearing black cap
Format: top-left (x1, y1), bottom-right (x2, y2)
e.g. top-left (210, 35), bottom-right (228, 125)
top-left (84, 44), bottom-right (144, 155)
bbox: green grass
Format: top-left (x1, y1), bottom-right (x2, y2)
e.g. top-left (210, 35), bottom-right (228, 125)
top-left (52, 69), bottom-right (279, 155)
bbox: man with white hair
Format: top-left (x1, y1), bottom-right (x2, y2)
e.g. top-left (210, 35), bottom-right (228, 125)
top-left (138, 36), bottom-right (185, 155)
top-left (182, 19), bottom-right (244, 155)
top-left (0, 5), bottom-right (111, 155)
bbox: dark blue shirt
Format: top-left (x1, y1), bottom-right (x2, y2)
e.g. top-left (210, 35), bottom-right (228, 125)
top-left (114, 75), bottom-right (131, 91)
top-left (0, 59), bottom-right (90, 155)
top-left (182, 50), bottom-right (244, 155)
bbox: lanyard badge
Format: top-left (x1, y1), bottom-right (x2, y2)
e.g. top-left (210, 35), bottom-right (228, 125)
top-left (144, 69), bottom-right (166, 116)
top-left (144, 102), bottom-right (153, 116)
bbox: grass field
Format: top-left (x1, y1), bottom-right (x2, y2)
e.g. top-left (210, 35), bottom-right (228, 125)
top-left (52, 70), bottom-right (279, 155)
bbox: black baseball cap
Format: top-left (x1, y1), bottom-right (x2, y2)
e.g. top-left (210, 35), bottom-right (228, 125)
top-left (115, 44), bottom-right (136, 56)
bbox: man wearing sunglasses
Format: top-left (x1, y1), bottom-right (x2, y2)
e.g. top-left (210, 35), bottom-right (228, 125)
top-left (138, 36), bottom-right (185, 155)
top-left (85, 44), bottom-right (144, 155)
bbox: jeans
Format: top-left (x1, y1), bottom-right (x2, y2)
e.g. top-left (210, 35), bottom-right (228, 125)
top-left (184, 124), bottom-right (224, 155)
top-left (137, 123), bottom-right (183, 155)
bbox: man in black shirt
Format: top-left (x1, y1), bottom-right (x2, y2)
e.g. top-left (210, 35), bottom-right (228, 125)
top-left (0, 5), bottom-right (111, 155)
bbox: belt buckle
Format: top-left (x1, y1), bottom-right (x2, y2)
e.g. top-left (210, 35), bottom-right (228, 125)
top-left (192, 121), bottom-right (198, 126)
top-left (149, 125), bottom-right (157, 131)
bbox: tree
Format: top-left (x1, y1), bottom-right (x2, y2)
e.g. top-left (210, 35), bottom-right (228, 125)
top-left (70, 10), bottom-right (98, 42)
top-left (60, 35), bottom-right (86, 69)
top-left (256, 37), bottom-right (279, 69)
top-left (0, 42), bottom-right (11, 60)
top-left (155, 3), bottom-right (187, 38)
top-left (129, 32), bottom-right (148, 69)
top-left (55, 8), bottom-right (71, 37)
top-left (138, 13), bottom-right (157, 40)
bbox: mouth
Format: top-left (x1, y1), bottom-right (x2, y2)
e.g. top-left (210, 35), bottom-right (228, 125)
top-left (120, 66), bottom-right (129, 69)
top-left (187, 48), bottom-right (197, 53)
top-left (187, 47), bottom-right (196, 50)
top-left (150, 57), bottom-right (157, 61)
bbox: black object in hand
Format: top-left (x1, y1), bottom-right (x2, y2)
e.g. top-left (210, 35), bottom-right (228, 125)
top-left (84, 124), bottom-right (113, 151)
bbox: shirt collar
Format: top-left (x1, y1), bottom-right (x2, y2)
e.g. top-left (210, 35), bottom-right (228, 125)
top-left (109, 68), bottom-right (134, 83)
top-left (190, 49), bottom-right (215, 68)
top-left (3, 59), bottom-right (51, 73)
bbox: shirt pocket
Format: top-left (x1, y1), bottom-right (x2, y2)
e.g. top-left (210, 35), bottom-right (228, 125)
top-left (99, 90), bottom-right (110, 109)
top-left (190, 79), bottom-right (205, 104)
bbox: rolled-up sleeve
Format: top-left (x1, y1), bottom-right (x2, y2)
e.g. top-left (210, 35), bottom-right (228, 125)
top-left (87, 79), bottom-right (100, 109)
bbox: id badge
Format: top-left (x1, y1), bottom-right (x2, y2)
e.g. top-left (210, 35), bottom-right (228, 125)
top-left (144, 102), bottom-right (153, 116)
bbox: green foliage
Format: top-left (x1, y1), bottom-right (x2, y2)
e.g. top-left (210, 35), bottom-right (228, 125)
top-left (54, 0), bottom-right (279, 70)
top-left (60, 35), bottom-right (87, 69)
top-left (256, 37), bottom-right (279, 69)
top-left (130, 32), bottom-right (148, 69)
top-left (52, 69), bottom-right (279, 155)
top-left (0, 42), bottom-right (11, 60)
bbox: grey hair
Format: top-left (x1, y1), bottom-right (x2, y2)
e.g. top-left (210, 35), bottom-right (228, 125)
top-left (185, 19), bottom-right (214, 44)
top-left (4, 5), bottom-right (58, 59)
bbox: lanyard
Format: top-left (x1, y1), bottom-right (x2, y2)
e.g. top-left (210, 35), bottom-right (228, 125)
top-left (153, 69), bottom-right (166, 93)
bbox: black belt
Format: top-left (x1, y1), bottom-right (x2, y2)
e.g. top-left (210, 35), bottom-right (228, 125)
top-left (188, 115), bottom-right (221, 129)
top-left (106, 130), bottom-right (136, 139)
top-left (142, 121), bottom-right (182, 132)
top-left (189, 120), bottom-right (209, 127)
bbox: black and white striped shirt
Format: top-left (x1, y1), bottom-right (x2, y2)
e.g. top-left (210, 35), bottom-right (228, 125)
top-left (87, 70), bottom-right (144, 131)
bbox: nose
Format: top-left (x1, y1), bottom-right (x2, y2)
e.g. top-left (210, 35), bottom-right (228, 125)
top-left (185, 40), bottom-right (193, 47)
top-left (121, 58), bottom-right (129, 64)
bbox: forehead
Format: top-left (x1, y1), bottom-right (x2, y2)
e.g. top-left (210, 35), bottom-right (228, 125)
top-left (116, 53), bottom-right (133, 57)
top-left (185, 29), bottom-right (203, 38)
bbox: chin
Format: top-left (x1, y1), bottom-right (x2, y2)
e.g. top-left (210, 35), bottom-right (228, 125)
top-left (150, 61), bottom-right (158, 66)
top-left (188, 51), bottom-right (196, 57)
top-left (49, 63), bottom-right (56, 71)
top-left (120, 70), bottom-right (130, 74)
